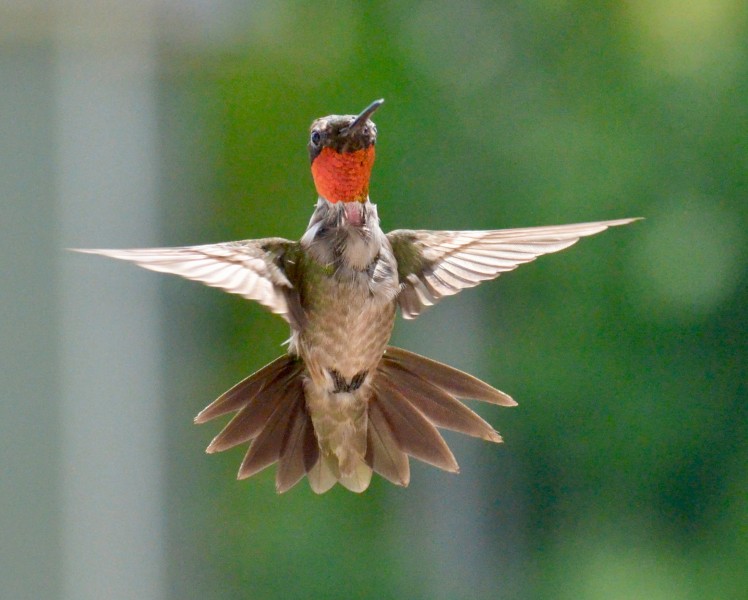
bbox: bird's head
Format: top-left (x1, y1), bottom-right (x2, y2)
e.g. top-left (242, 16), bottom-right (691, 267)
top-left (308, 99), bottom-right (383, 204)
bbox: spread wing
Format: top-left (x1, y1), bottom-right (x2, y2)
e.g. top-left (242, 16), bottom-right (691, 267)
top-left (387, 218), bottom-right (639, 319)
top-left (75, 238), bottom-right (305, 328)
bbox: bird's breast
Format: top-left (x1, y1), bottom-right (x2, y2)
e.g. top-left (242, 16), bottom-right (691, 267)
top-left (298, 268), bottom-right (397, 388)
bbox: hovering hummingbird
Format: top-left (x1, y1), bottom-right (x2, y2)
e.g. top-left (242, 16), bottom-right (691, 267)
top-left (79, 99), bottom-right (638, 494)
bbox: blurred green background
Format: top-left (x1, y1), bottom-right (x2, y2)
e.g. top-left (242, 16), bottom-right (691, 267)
top-left (2, 1), bottom-right (747, 599)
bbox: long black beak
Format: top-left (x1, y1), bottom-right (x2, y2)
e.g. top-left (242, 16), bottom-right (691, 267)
top-left (347, 98), bottom-right (384, 132)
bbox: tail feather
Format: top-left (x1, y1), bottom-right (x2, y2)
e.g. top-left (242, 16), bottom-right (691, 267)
top-left (378, 360), bottom-right (502, 442)
top-left (197, 354), bottom-right (322, 494)
top-left (237, 375), bottom-right (303, 479)
top-left (275, 401), bottom-right (318, 493)
top-left (383, 346), bottom-right (516, 406)
top-left (205, 359), bottom-right (302, 453)
top-left (338, 462), bottom-right (373, 493)
top-left (366, 395), bottom-right (410, 486)
top-left (195, 354), bottom-right (292, 423)
top-left (307, 455), bottom-right (338, 494)
top-left (373, 376), bottom-right (459, 473)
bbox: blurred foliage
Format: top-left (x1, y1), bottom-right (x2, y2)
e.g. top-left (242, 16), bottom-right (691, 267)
top-left (155, 1), bottom-right (747, 598)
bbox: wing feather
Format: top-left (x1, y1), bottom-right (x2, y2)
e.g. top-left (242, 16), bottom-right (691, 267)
top-left (388, 218), bottom-right (639, 318)
top-left (75, 238), bottom-right (303, 326)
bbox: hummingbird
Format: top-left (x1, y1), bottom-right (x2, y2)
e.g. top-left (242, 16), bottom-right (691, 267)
top-left (79, 99), bottom-right (638, 494)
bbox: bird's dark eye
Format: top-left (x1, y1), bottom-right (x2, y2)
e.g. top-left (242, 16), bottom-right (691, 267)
top-left (310, 130), bottom-right (321, 146)
top-left (362, 126), bottom-right (369, 135)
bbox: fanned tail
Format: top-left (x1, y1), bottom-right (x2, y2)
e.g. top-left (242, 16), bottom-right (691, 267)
top-left (365, 346), bottom-right (516, 485)
top-left (195, 346), bottom-right (515, 494)
top-left (195, 354), bottom-right (320, 493)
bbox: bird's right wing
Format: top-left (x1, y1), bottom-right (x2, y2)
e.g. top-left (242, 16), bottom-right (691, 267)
top-left (387, 218), bottom-right (639, 319)
top-left (75, 238), bottom-right (305, 328)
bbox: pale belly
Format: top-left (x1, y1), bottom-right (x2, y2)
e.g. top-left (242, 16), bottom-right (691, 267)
top-left (298, 277), bottom-right (396, 387)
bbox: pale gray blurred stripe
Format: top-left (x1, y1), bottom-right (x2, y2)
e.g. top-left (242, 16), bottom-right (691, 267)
top-left (390, 295), bottom-right (526, 599)
top-left (0, 34), bottom-right (61, 600)
top-left (54, 3), bottom-right (165, 599)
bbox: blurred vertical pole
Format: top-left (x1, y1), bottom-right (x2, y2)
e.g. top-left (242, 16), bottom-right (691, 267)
top-left (0, 9), bottom-right (61, 598)
top-left (55, 2), bottom-right (165, 599)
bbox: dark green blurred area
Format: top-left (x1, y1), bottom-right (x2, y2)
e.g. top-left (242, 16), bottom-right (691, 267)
top-left (4, 1), bottom-right (747, 599)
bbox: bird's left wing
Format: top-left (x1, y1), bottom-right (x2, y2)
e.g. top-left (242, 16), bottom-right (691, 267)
top-left (387, 218), bottom-right (639, 319)
top-left (75, 238), bottom-right (305, 327)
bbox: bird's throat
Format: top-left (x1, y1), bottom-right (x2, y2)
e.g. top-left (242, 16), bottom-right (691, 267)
top-left (311, 146), bottom-right (375, 204)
